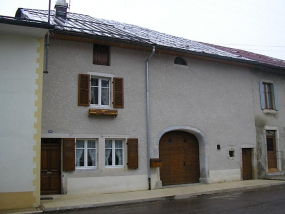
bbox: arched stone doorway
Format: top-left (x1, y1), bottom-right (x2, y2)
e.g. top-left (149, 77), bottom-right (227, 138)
top-left (159, 130), bottom-right (200, 186)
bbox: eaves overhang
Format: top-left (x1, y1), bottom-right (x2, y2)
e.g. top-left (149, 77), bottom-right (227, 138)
top-left (0, 15), bottom-right (54, 38)
top-left (0, 15), bottom-right (53, 30)
top-left (155, 45), bottom-right (285, 73)
top-left (51, 29), bottom-right (285, 74)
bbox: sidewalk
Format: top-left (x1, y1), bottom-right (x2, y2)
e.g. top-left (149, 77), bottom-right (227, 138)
top-left (2, 179), bottom-right (285, 213)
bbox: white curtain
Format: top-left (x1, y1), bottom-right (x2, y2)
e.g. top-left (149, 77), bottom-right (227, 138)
top-left (88, 149), bottom-right (96, 166)
top-left (105, 149), bottom-right (112, 166)
top-left (115, 149), bottom-right (123, 165)
top-left (76, 150), bottom-right (83, 166)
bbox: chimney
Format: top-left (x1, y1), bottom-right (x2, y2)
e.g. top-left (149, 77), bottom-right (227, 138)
top-left (54, 0), bottom-right (68, 19)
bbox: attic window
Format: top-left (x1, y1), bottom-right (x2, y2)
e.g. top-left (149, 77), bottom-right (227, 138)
top-left (93, 44), bottom-right (110, 66)
top-left (174, 57), bottom-right (187, 66)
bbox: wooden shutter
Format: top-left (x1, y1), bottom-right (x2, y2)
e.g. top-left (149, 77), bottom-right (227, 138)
top-left (63, 138), bottom-right (75, 171)
top-left (78, 74), bottom-right (90, 106)
top-left (93, 44), bottom-right (109, 66)
top-left (113, 77), bottom-right (124, 108)
top-left (273, 83), bottom-right (278, 110)
top-left (259, 81), bottom-right (265, 110)
top-left (127, 138), bottom-right (138, 169)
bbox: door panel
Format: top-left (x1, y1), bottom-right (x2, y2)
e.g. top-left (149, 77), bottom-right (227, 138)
top-left (160, 131), bottom-right (200, 186)
top-left (242, 148), bottom-right (252, 180)
top-left (41, 139), bottom-right (61, 195)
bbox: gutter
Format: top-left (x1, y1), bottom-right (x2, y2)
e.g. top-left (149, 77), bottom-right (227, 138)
top-left (146, 46), bottom-right (156, 190)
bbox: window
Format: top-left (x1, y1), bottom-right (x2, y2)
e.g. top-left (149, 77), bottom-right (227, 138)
top-left (266, 130), bottom-right (276, 152)
top-left (93, 44), bottom-right (109, 66)
top-left (91, 77), bottom-right (110, 106)
top-left (105, 139), bottom-right (123, 167)
top-left (229, 150), bottom-right (235, 157)
top-left (174, 57), bottom-right (187, 65)
top-left (259, 81), bottom-right (278, 110)
top-left (76, 139), bottom-right (96, 168)
top-left (78, 74), bottom-right (124, 108)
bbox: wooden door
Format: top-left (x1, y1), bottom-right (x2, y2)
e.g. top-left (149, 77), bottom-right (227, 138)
top-left (242, 148), bottom-right (252, 180)
top-left (159, 131), bottom-right (200, 186)
top-left (41, 139), bottom-right (61, 195)
top-left (267, 135), bottom-right (278, 172)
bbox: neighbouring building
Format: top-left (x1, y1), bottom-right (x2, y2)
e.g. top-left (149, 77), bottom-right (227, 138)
top-left (0, 16), bottom-right (52, 209)
top-left (1, 0), bottom-right (285, 210)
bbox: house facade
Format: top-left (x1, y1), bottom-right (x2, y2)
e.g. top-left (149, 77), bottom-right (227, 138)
top-left (42, 39), bottom-right (258, 194)
top-left (2, 1), bottom-right (285, 206)
top-left (0, 18), bottom-right (50, 209)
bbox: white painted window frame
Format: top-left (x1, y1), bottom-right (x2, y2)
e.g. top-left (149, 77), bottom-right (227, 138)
top-left (88, 72), bottom-right (115, 109)
top-left (75, 139), bottom-right (97, 169)
top-left (90, 77), bottom-right (111, 107)
top-left (105, 139), bottom-right (124, 168)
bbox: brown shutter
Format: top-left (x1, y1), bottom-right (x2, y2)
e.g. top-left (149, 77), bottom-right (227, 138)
top-left (113, 77), bottom-right (124, 108)
top-left (127, 138), bottom-right (138, 169)
top-left (93, 44), bottom-right (109, 66)
top-left (63, 138), bottom-right (75, 171)
top-left (78, 74), bottom-right (90, 106)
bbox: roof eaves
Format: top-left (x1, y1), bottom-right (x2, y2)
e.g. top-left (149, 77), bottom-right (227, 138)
top-left (0, 15), bottom-right (54, 30)
top-left (52, 29), bottom-right (154, 47)
top-left (155, 45), bottom-right (285, 72)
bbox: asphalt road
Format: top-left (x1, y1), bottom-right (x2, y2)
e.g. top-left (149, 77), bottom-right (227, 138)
top-left (49, 184), bottom-right (285, 214)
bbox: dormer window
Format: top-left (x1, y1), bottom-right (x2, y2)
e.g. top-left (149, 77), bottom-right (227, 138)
top-left (93, 44), bottom-right (110, 66)
top-left (174, 57), bottom-right (187, 66)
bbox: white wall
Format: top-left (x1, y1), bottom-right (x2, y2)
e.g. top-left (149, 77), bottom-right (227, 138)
top-left (0, 35), bottom-right (40, 192)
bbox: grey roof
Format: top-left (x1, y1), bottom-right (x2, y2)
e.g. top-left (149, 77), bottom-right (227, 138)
top-left (16, 8), bottom-right (285, 69)
top-left (0, 14), bottom-right (53, 29)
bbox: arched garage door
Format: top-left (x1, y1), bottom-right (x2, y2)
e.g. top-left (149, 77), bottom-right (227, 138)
top-left (159, 131), bottom-right (200, 186)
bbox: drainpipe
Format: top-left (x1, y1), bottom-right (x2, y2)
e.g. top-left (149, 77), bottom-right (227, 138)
top-left (146, 46), bottom-right (155, 190)
top-left (44, 32), bottom-right (50, 74)
top-left (44, 0), bottom-right (51, 74)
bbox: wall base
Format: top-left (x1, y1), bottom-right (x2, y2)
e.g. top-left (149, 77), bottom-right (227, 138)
top-left (0, 191), bottom-right (35, 210)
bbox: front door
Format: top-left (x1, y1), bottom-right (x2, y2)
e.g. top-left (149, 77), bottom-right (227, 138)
top-left (242, 148), bottom-right (252, 180)
top-left (266, 132), bottom-right (278, 172)
top-left (159, 131), bottom-right (200, 186)
top-left (41, 138), bottom-right (61, 195)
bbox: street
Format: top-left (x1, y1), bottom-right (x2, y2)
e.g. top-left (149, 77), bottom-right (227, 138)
top-left (49, 184), bottom-right (285, 214)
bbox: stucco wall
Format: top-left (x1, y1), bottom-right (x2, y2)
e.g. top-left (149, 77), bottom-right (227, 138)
top-left (251, 69), bottom-right (285, 176)
top-left (0, 35), bottom-right (43, 209)
top-left (43, 39), bottom-right (258, 193)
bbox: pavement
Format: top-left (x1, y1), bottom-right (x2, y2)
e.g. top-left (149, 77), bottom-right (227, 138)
top-left (1, 179), bottom-right (285, 214)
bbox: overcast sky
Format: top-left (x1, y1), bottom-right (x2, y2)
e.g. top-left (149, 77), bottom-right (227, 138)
top-left (1, 0), bottom-right (285, 60)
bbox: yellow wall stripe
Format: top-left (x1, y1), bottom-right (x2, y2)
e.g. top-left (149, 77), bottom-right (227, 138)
top-left (32, 38), bottom-right (45, 207)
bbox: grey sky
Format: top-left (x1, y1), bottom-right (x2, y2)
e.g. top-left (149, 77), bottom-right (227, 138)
top-left (1, 0), bottom-right (285, 60)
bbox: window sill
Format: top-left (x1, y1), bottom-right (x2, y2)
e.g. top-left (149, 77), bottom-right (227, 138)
top-left (173, 64), bottom-right (189, 69)
top-left (75, 167), bottom-right (97, 170)
top-left (263, 109), bottom-right (278, 114)
top-left (88, 109), bottom-right (118, 117)
top-left (105, 166), bottom-right (124, 169)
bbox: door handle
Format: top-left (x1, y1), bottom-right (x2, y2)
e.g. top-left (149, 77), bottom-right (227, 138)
top-left (47, 172), bottom-right (52, 174)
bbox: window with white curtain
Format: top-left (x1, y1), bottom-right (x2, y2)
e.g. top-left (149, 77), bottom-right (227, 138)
top-left (90, 77), bottom-right (110, 106)
top-left (76, 139), bottom-right (96, 168)
top-left (105, 139), bottom-right (123, 167)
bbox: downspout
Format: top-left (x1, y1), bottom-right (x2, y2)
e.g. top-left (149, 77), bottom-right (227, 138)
top-left (44, 0), bottom-right (51, 74)
top-left (146, 45), bottom-right (155, 190)
top-left (44, 33), bottom-right (50, 74)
